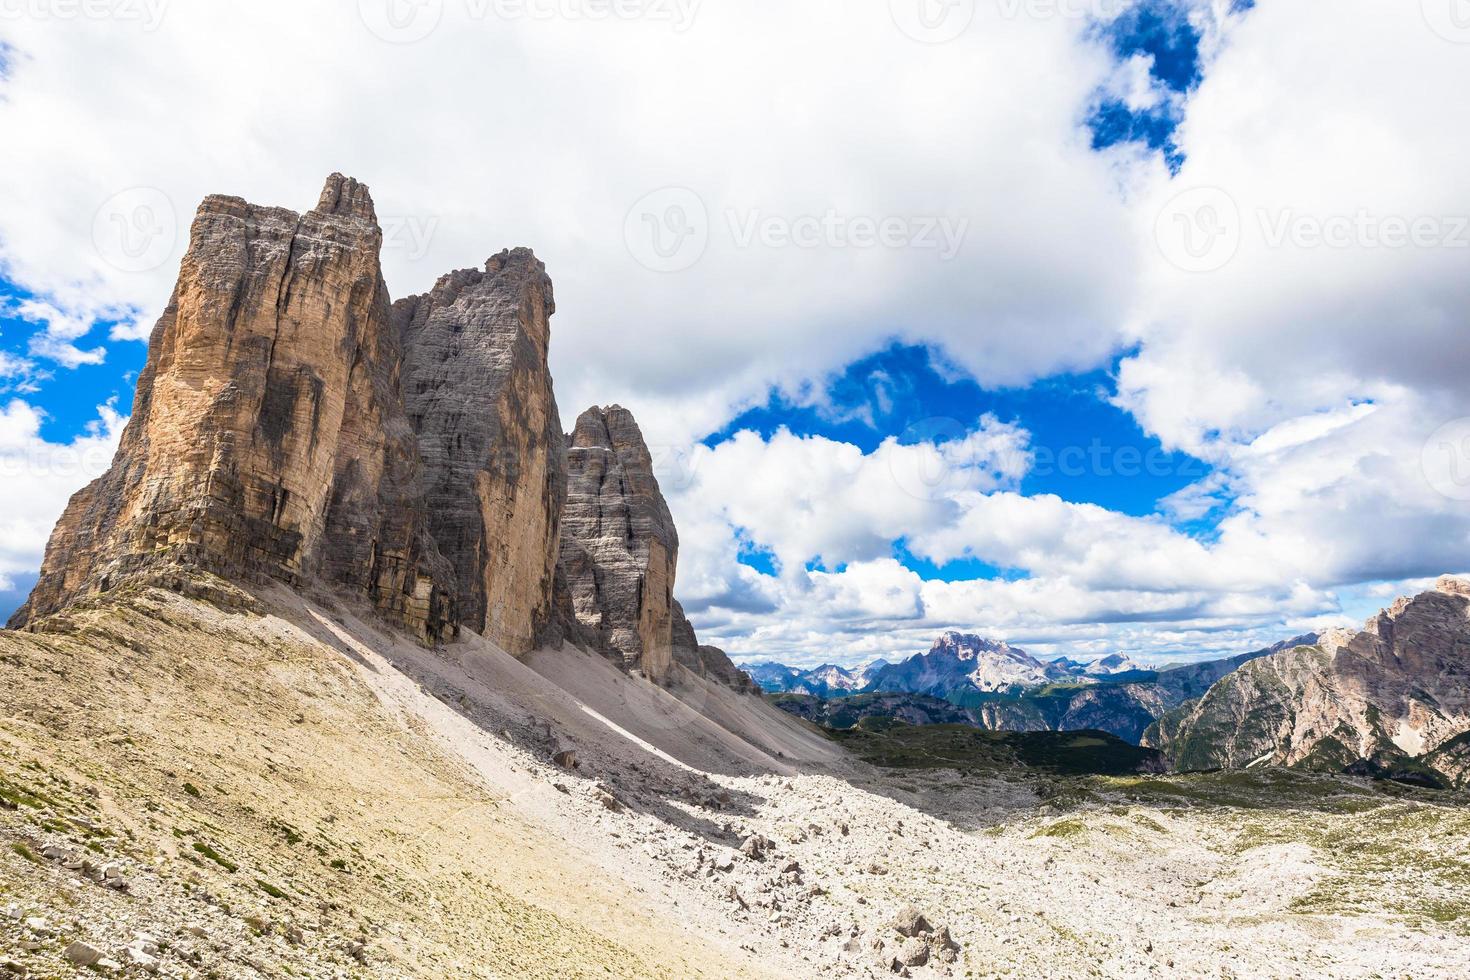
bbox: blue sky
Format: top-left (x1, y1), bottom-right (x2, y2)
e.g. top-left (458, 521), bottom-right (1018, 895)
top-left (1, 1), bottom-right (1466, 667)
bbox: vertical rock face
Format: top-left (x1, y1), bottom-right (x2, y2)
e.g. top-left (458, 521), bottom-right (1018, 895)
top-left (11, 173), bottom-right (757, 694)
top-left (556, 406), bottom-right (680, 680)
top-left (395, 249), bottom-right (565, 655)
top-left (11, 175), bottom-right (456, 640)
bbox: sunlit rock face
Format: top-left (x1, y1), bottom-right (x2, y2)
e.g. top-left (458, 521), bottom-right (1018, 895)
top-left (555, 405), bottom-right (681, 681)
top-left (396, 248), bottom-right (565, 655)
top-left (1147, 578), bottom-right (1470, 779)
top-left (12, 175), bottom-right (456, 641)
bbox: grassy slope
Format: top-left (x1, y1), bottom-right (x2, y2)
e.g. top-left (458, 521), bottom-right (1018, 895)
top-left (0, 582), bottom-right (768, 980)
top-left (823, 718), bottom-right (1166, 776)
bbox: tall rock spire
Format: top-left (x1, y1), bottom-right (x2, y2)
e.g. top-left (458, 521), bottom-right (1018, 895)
top-left (395, 248), bottom-right (566, 655)
top-left (11, 175), bottom-right (456, 640)
top-left (555, 405), bottom-right (680, 680)
top-left (10, 174), bottom-right (757, 694)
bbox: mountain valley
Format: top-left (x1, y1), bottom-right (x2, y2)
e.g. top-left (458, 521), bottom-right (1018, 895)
top-left (2, 175), bottom-right (1468, 979)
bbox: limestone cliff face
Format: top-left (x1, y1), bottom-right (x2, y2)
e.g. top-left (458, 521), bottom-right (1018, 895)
top-left (556, 406), bottom-right (680, 681)
top-left (1146, 578), bottom-right (1470, 779)
top-left (395, 249), bottom-right (565, 655)
top-left (11, 174), bottom-right (757, 695)
top-left (11, 175), bottom-right (456, 640)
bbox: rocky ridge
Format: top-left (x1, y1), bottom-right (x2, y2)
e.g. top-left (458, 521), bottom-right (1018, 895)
top-left (1145, 578), bottom-right (1470, 781)
top-left (394, 248), bottom-right (565, 655)
top-left (9, 175), bottom-right (754, 694)
top-left (867, 632), bottom-right (1071, 697)
top-left (11, 175), bottom-right (457, 641)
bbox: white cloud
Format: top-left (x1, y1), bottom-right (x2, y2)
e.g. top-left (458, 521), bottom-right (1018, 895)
top-left (0, 2), bottom-right (1465, 667)
top-left (667, 417), bottom-right (1030, 578)
top-left (0, 1), bottom-right (1144, 446)
top-left (8, 298), bottom-right (106, 368)
top-left (0, 398), bottom-right (123, 593)
top-left (0, 347), bottom-right (47, 394)
top-left (1122, 1), bottom-right (1470, 453)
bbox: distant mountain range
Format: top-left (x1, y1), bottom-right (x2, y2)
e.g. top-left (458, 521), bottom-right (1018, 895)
top-left (752, 631), bottom-right (1318, 744)
top-left (745, 631), bottom-right (1121, 699)
top-left (1145, 577), bottom-right (1470, 787)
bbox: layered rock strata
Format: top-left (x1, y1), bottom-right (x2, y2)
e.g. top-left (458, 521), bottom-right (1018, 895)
top-left (12, 175), bottom-right (756, 693)
top-left (12, 175), bottom-right (455, 640)
top-left (395, 249), bottom-right (565, 655)
top-left (555, 406), bottom-right (680, 681)
top-left (1146, 577), bottom-right (1470, 778)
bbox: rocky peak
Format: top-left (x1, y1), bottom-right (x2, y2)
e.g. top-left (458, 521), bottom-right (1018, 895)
top-left (865, 631), bottom-right (1066, 696)
top-left (395, 247), bottom-right (564, 654)
top-left (11, 174), bottom-right (455, 640)
top-left (315, 172), bottom-right (378, 221)
top-left (9, 174), bottom-right (758, 696)
top-left (556, 405), bottom-right (680, 681)
top-left (1436, 575), bottom-right (1470, 598)
top-left (1145, 582), bottom-right (1470, 779)
top-left (931, 632), bottom-right (1020, 658)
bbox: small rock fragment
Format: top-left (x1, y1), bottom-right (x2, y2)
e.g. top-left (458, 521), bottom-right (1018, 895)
top-left (896, 937), bottom-right (930, 967)
top-left (64, 941), bottom-right (104, 967)
top-left (893, 903), bottom-right (932, 938)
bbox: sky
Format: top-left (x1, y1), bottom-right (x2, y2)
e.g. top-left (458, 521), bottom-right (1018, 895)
top-left (0, 0), bottom-right (1467, 668)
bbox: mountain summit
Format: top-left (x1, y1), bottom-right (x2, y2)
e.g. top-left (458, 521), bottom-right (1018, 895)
top-left (9, 175), bottom-right (750, 692)
top-left (866, 632), bottom-right (1070, 696)
top-left (1146, 577), bottom-right (1470, 783)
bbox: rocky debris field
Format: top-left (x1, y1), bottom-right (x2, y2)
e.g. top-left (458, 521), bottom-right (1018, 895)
top-left (4, 582), bottom-right (1470, 978)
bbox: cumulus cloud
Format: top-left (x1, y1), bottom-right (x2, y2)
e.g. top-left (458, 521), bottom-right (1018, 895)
top-left (10, 298), bottom-right (107, 368)
top-left (0, 0), bottom-right (1146, 446)
top-left (0, 2), bottom-right (1464, 666)
top-left (0, 398), bottom-right (123, 595)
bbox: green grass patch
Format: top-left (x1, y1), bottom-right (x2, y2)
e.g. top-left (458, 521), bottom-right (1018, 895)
top-left (191, 841), bottom-right (238, 872)
top-left (827, 721), bottom-right (1166, 777)
top-left (256, 879), bottom-right (290, 900)
top-left (271, 821), bottom-right (304, 846)
top-left (1031, 818), bottom-right (1087, 839)
top-left (0, 773), bottom-right (58, 810)
top-left (9, 842), bottom-right (41, 864)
